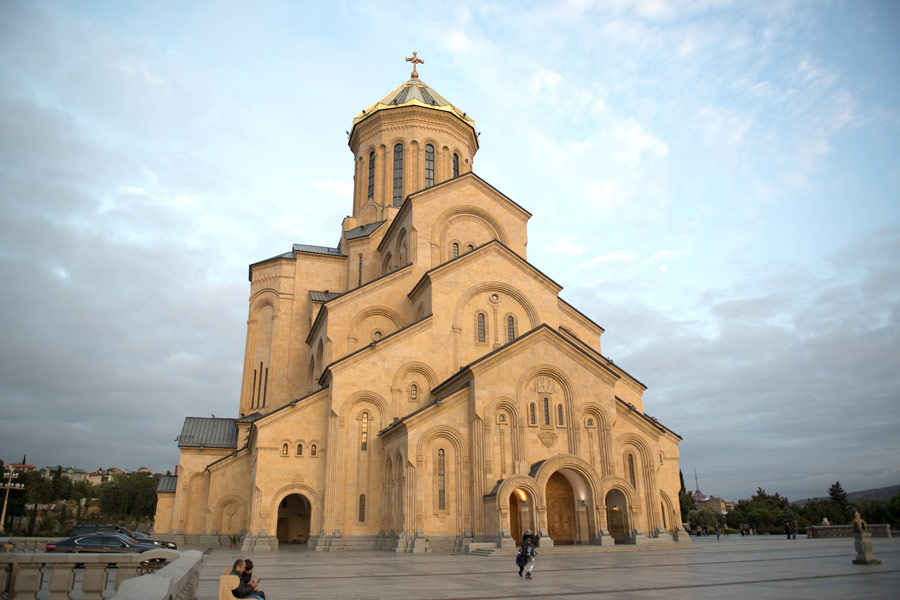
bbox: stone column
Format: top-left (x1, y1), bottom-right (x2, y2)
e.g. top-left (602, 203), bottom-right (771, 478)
top-left (852, 531), bottom-right (881, 565)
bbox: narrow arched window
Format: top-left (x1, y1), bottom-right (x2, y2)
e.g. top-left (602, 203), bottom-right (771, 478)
top-left (466, 244), bottom-right (474, 252)
top-left (425, 144), bottom-right (434, 188)
top-left (628, 454), bottom-right (636, 487)
top-left (507, 316), bottom-right (515, 342)
top-left (368, 151), bottom-right (375, 199)
top-left (543, 397), bottom-right (550, 426)
top-left (477, 313), bottom-right (486, 342)
top-left (438, 449), bottom-right (446, 510)
top-left (452, 243), bottom-right (459, 258)
top-left (357, 255), bottom-right (363, 286)
top-left (311, 444), bottom-right (317, 457)
top-left (557, 404), bottom-right (564, 426)
top-left (392, 143), bottom-right (403, 206)
top-left (361, 412), bottom-right (369, 451)
top-left (453, 153), bottom-right (459, 177)
top-left (498, 413), bottom-right (506, 423)
top-left (281, 443), bottom-right (288, 456)
top-left (296, 444), bottom-right (303, 456)
top-left (410, 384), bottom-right (418, 402)
top-left (358, 494), bottom-right (366, 521)
top-left (661, 502), bottom-right (667, 528)
top-left (529, 403), bottom-right (537, 425)
top-left (586, 417), bottom-right (594, 427)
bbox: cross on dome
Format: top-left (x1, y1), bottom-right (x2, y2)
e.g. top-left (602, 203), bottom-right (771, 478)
top-left (406, 51), bottom-right (424, 79)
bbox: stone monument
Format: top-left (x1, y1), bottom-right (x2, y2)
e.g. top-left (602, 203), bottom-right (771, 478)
top-left (850, 510), bottom-right (881, 565)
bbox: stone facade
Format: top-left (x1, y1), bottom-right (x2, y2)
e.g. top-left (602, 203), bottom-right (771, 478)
top-left (154, 65), bottom-right (689, 552)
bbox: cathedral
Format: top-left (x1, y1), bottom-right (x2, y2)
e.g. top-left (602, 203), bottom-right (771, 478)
top-left (154, 55), bottom-right (689, 552)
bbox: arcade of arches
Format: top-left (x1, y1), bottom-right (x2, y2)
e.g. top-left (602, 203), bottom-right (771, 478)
top-left (154, 57), bottom-right (689, 552)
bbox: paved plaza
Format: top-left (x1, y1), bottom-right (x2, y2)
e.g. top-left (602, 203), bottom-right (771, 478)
top-left (195, 535), bottom-right (900, 599)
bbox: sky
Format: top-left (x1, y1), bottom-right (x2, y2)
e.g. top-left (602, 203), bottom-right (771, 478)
top-left (1, 0), bottom-right (898, 503)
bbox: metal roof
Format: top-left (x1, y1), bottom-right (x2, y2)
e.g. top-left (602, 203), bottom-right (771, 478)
top-left (353, 78), bottom-right (475, 130)
top-left (176, 417), bottom-right (238, 449)
top-left (310, 290), bottom-right (343, 302)
top-left (292, 244), bottom-right (344, 256)
top-left (156, 475), bottom-right (177, 493)
top-left (345, 220), bottom-right (385, 240)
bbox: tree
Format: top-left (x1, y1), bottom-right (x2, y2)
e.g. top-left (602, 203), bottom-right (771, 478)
top-left (678, 470), bottom-right (695, 525)
top-left (828, 481), bottom-right (848, 508)
top-left (98, 473), bottom-right (159, 520)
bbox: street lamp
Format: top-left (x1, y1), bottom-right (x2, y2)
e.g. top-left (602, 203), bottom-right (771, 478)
top-left (1, 469), bottom-right (26, 535)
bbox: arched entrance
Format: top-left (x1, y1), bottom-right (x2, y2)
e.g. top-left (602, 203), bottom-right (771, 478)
top-left (605, 489), bottom-right (628, 543)
top-left (276, 494), bottom-right (311, 544)
top-left (546, 472), bottom-right (576, 545)
top-left (508, 488), bottom-right (533, 541)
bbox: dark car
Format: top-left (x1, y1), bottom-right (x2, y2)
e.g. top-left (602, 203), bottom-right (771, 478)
top-left (46, 532), bottom-right (160, 554)
top-left (72, 524), bottom-right (137, 538)
top-left (132, 531), bottom-right (178, 549)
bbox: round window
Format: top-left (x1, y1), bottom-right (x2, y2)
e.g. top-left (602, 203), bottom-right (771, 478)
top-left (490, 293), bottom-right (499, 303)
top-left (372, 330), bottom-right (383, 341)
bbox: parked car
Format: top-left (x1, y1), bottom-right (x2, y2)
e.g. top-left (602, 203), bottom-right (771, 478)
top-left (46, 532), bottom-right (159, 554)
top-left (72, 524), bottom-right (138, 538)
top-left (132, 531), bottom-right (178, 549)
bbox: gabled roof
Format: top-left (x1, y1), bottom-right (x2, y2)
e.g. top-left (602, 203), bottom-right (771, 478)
top-left (407, 171), bottom-right (531, 217)
top-left (156, 474), bottom-right (177, 493)
top-left (378, 172), bottom-right (531, 254)
top-left (617, 397), bottom-right (681, 440)
top-left (408, 239), bottom-right (562, 300)
top-left (345, 220), bottom-right (385, 240)
top-left (380, 324), bottom-right (618, 436)
top-left (176, 417), bottom-right (238, 449)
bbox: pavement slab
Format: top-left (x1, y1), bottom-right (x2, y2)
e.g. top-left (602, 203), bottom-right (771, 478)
top-left (194, 535), bottom-right (900, 599)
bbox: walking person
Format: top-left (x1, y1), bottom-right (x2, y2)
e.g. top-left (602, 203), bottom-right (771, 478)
top-left (519, 529), bottom-right (539, 580)
top-left (715, 523), bottom-right (720, 540)
top-left (784, 521), bottom-right (791, 540)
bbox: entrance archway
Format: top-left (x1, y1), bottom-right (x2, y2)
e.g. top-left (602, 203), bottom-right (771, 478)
top-left (509, 488), bottom-right (533, 541)
top-left (546, 472), bottom-right (576, 545)
top-left (276, 494), bottom-right (311, 544)
top-left (605, 489), bottom-right (628, 543)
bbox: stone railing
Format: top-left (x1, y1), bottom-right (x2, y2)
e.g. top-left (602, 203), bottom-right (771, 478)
top-left (0, 548), bottom-right (192, 599)
top-left (1, 537), bottom-right (63, 553)
top-left (113, 550), bottom-right (202, 600)
top-left (807, 524), bottom-right (892, 538)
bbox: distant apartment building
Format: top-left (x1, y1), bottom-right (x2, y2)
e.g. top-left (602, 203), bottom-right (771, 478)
top-left (39, 466), bottom-right (87, 482)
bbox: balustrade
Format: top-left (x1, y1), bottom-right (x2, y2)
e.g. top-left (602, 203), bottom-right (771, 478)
top-left (0, 546), bottom-right (200, 600)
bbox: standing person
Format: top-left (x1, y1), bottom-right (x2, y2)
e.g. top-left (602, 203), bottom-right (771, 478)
top-left (715, 523), bottom-right (720, 540)
top-left (791, 522), bottom-right (797, 540)
top-left (520, 530), bottom-right (539, 580)
top-left (229, 559), bottom-right (264, 599)
top-left (241, 559), bottom-right (266, 599)
top-left (784, 521), bottom-right (791, 540)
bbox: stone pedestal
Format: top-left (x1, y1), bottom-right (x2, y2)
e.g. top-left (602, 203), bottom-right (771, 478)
top-left (852, 532), bottom-right (881, 565)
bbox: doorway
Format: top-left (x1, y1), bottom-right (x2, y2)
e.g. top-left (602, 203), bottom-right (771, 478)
top-left (276, 494), bottom-right (311, 544)
top-left (546, 472), bottom-right (576, 544)
top-left (605, 489), bottom-right (627, 543)
top-left (509, 488), bottom-right (532, 541)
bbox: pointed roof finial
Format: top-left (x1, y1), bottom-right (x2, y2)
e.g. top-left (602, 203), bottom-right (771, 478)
top-left (406, 51), bottom-right (424, 79)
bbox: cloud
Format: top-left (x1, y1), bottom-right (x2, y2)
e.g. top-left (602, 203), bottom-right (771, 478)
top-left (569, 227), bottom-right (900, 500)
top-left (314, 179), bottom-right (353, 199)
top-left (579, 250), bottom-right (636, 267)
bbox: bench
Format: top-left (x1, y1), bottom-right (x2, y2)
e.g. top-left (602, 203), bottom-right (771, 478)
top-left (218, 567), bottom-right (240, 600)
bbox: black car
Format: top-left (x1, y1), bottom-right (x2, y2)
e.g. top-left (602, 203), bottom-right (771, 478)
top-left (46, 532), bottom-right (160, 554)
top-left (132, 531), bottom-right (178, 549)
